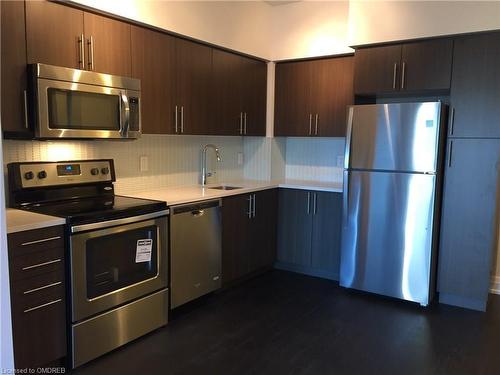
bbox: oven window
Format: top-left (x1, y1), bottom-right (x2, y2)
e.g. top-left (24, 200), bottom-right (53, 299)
top-left (48, 88), bottom-right (120, 130)
top-left (85, 225), bottom-right (158, 299)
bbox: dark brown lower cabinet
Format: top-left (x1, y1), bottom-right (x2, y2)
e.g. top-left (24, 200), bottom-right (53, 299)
top-left (7, 226), bottom-right (67, 369)
top-left (276, 189), bottom-right (342, 280)
top-left (221, 189), bottom-right (277, 286)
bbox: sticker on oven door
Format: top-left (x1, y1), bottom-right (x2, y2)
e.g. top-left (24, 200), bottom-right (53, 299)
top-left (135, 239), bottom-right (153, 263)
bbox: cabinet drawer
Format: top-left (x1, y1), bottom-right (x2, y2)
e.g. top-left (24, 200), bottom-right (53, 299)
top-left (10, 247), bottom-right (64, 281)
top-left (12, 292), bottom-right (66, 368)
top-left (11, 270), bottom-right (65, 310)
top-left (8, 226), bottom-right (64, 257)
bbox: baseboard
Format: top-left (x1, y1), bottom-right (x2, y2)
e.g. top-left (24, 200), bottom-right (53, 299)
top-left (274, 262), bottom-right (339, 282)
top-left (490, 276), bottom-right (500, 295)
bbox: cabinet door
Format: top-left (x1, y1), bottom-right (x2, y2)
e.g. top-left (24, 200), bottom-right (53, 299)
top-left (25, 1), bottom-right (84, 69)
top-left (311, 192), bottom-right (342, 278)
top-left (175, 38), bottom-right (213, 135)
top-left (221, 194), bottom-right (251, 285)
top-left (84, 12), bottom-right (131, 76)
top-left (353, 44), bottom-right (402, 95)
top-left (277, 189), bottom-right (313, 266)
top-left (242, 58), bottom-right (267, 136)
top-left (311, 56), bottom-right (353, 137)
top-left (401, 39), bottom-right (453, 92)
top-left (274, 61), bottom-right (313, 136)
top-left (131, 26), bottom-right (175, 134)
top-left (1, 0), bottom-right (29, 137)
top-left (449, 32), bottom-right (500, 138)
top-left (212, 49), bottom-right (245, 135)
top-left (438, 139), bottom-right (500, 311)
top-left (249, 189), bottom-right (278, 272)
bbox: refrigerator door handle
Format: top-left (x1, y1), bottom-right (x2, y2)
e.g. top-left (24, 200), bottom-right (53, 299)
top-left (344, 106), bottom-right (354, 169)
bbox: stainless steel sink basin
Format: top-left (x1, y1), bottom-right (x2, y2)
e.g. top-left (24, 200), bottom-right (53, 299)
top-left (208, 185), bottom-right (242, 191)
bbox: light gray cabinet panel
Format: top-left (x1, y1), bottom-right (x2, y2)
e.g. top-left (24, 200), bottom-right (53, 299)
top-left (438, 139), bottom-right (500, 311)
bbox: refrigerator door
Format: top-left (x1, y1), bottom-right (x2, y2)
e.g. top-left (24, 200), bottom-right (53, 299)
top-left (345, 102), bottom-right (441, 173)
top-left (340, 170), bottom-right (436, 305)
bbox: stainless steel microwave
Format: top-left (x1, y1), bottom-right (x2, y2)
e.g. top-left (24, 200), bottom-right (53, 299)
top-left (29, 64), bottom-right (141, 139)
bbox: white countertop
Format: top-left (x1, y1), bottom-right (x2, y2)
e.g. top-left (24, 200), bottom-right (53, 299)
top-left (6, 208), bottom-right (66, 234)
top-left (126, 179), bottom-right (342, 206)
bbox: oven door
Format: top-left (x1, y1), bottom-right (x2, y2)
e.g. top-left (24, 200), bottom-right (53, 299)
top-left (36, 78), bottom-right (140, 139)
top-left (70, 214), bottom-right (168, 322)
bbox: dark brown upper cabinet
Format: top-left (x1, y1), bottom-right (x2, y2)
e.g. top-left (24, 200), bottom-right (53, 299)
top-left (448, 32), bottom-right (500, 138)
top-left (274, 55), bottom-right (353, 137)
top-left (83, 12), bottom-right (132, 76)
top-left (26, 1), bottom-right (131, 76)
top-left (1, 0), bottom-right (30, 138)
top-left (212, 49), bottom-right (267, 136)
top-left (310, 56), bottom-right (353, 137)
top-left (173, 38), bottom-right (213, 135)
top-left (354, 39), bottom-right (453, 95)
top-left (131, 26), bottom-right (176, 134)
top-left (26, 1), bottom-right (84, 69)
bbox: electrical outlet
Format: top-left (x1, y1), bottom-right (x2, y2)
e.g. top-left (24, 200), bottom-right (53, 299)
top-left (336, 155), bottom-right (344, 167)
top-left (140, 156), bottom-right (149, 172)
top-left (237, 152), bottom-right (244, 166)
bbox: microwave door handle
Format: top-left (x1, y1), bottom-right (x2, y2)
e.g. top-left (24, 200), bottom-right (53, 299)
top-left (120, 93), bottom-right (130, 137)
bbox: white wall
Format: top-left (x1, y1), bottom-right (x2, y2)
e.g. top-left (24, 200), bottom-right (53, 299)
top-left (269, 1), bottom-right (352, 60)
top-left (70, 0), bottom-right (272, 58)
top-left (348, 1), bottom-right (500, 46)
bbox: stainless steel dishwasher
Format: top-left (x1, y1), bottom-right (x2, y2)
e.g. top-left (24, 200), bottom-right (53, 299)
top-left (170, 199), bottom-right (222, 308)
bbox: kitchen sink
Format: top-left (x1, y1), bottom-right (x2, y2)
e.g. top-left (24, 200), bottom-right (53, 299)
top-left (208, 185), bottom-right (242, 190)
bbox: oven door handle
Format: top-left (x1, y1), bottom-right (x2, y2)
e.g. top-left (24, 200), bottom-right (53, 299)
top-left (120, 92), bottom-right (130, 138)
top-left (71, 209), bottom-right (169, 233)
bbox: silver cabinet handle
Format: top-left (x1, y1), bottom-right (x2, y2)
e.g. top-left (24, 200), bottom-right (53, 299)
top-left (24, 298), bottom-right (62, 314)
top-left (22, 258), bottom-right (61, 271)
top-left (23, 90), bottom-right (29, 129)
top-left (21, 236), bottom-right (61, 246)
top-left (87, 36), bottom-right (95, 71)
top-left (247, 195), bottom-right (252, 218)
top-left (449, 107), bottom-right (455, 136)
top-left (244, 112), bottom-right (247, 135)
top-left (401, 61), bottom-right (406, 89)
top-left (315, 114), bottom-right (319, 135)
top-left (78, 33), bottom-right (85, 69)
top-left (180, 105), bottom-right (184, 133)
top-left (306, 192), bottom-right (311, 214)
top-left (24, 281), bottom-right (62, 295)
top-left (252, 194), bottom-right (256, 218)
top-left (175, 105), bottom-right (179, 133)
top-left (191, 210), bottom-right (205, 217)
top-left (392, 63), bottom-right (398, 90)
top-left (313, 193), bottom-right (317, 215)
top-left (448, 140), bottom-right (453, 168)
top-left (309, 114), bottom-right (312, 135)
top-left (239, 112), bottom-right (243, 135)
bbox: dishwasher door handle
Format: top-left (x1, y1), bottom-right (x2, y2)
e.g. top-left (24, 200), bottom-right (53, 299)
top-left (191, 210), bottom-right (205, 217)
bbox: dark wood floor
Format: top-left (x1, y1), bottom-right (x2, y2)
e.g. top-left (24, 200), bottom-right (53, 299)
top-left (73, 270), bottom-right (500, 375)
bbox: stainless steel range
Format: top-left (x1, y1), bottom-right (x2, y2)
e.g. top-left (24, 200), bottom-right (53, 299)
top-left (8, 159), bottom-right (169, 368)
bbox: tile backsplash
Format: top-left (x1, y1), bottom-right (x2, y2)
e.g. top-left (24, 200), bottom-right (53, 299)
top-left (2, 135), bottom-right (345, 198)
top-left (284, 137), bottom-right (345, 182)
top-left (3, 135), bottom-right (244, 195)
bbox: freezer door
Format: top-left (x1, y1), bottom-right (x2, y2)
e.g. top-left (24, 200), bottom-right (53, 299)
top-left (346, 102), bottom-right (441, 173)
top-left (340, 170), bottom-right (436, 305)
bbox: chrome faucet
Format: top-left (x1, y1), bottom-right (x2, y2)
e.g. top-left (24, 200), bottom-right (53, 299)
top-left (201, 144), bottom-right (222, 186)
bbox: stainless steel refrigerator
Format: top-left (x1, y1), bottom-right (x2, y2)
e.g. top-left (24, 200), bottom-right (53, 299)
top-left (340, 102), bottom-right (446, 306)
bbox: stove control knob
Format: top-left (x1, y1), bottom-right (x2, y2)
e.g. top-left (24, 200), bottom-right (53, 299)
top-left (38, 170), bottom-right (47, 179)
top-left (24, 171), bottom-right (34, 180)
top-left (91, 168), bottom-right (100, 176)
top-left (101, 167), bottom-right (110, 175)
